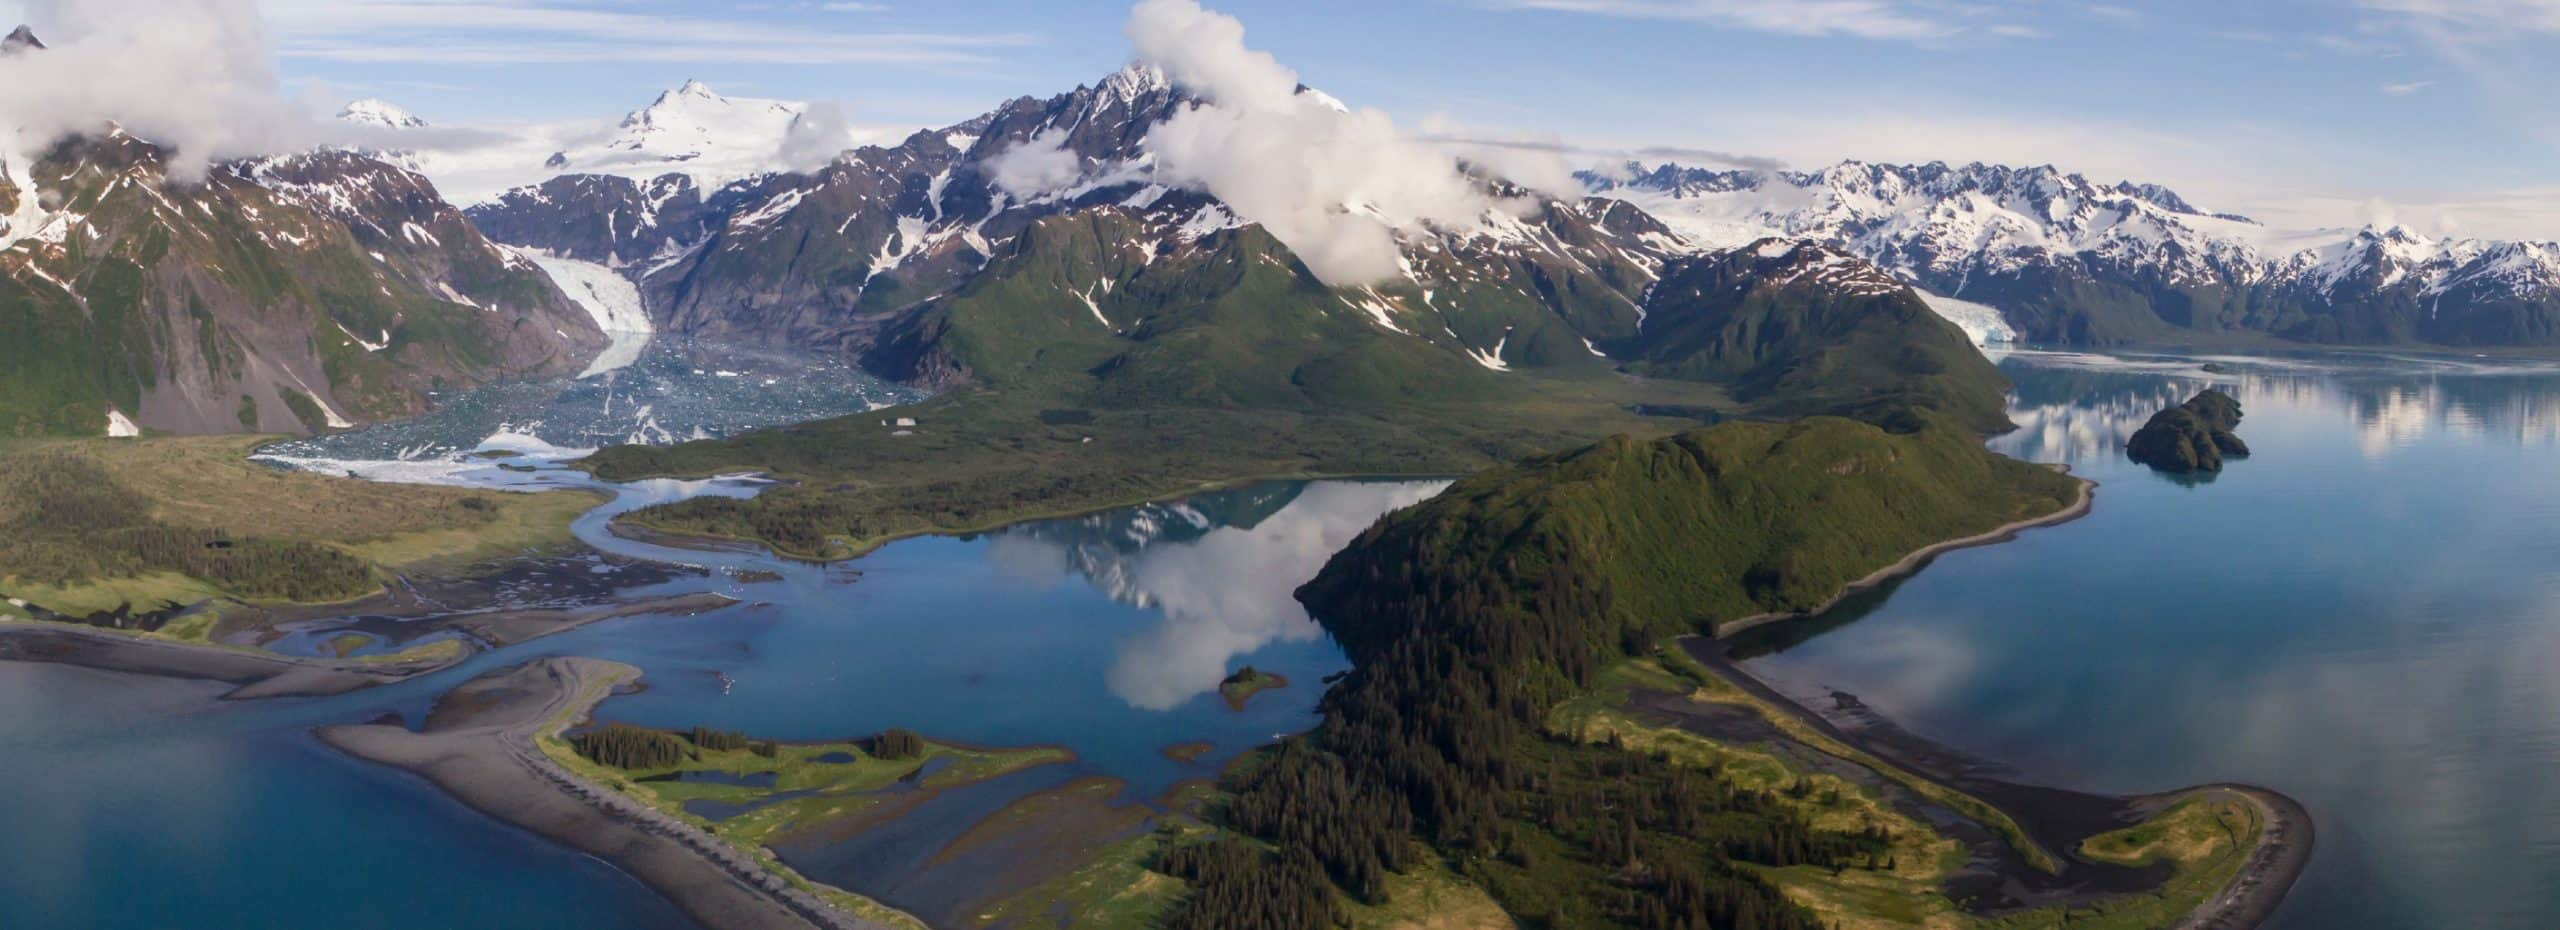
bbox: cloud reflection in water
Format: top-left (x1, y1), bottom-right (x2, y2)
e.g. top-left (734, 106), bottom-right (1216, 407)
top-left (983, 481), bottom-right (1446, 711)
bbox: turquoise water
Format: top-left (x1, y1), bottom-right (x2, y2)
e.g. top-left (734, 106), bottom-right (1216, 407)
top-left (0, 473), bottom-right (1435, 930)
top-left (1735, 350), bottom-right (2560, 929)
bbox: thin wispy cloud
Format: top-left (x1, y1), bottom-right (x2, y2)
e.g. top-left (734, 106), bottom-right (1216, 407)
top-left (2316, 32), bottom-right (2408, 56)
top-left (1487, 0), bottom-right (1959, 41)
top-left (2357, 0), bottom-right (2560, 162)
top-left (2358, 0), bottom-right (2560, 36)
top-left (256, 0), bottom-right (1029, 65)
top-left (1418, 130), bottom-right (1789, 173)
top-left (2382, 80), bottom-right (2434, 93)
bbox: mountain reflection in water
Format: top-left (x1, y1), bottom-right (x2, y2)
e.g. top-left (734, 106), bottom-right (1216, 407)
top-left (1745, 348), bottom-right (2560, 930)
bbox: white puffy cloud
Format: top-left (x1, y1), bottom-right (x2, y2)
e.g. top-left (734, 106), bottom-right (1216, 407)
top-left (985, 128), bottom-right (1084, 200)
top-left (1126, 0), bottom-right (1518, 286)
top-left (775, 101), bottom-right (856, 174)
top-left (0, 0), bottom-right (319, 181)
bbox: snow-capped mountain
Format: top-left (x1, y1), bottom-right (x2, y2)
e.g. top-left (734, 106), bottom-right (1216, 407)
top-left (544, 80), bottom-right (818, 188)
top-left (471, 64), bottom-right (1698, 377)
top-left (457, 58), bottom-right (2560, 403)
top-left (0, 41), bottom-right (604, 439)
top-left (1589, 161), bottom-right (2271, 286)
top-left (338, 99), bottom-right (427, 130)
top-left (1589, 161), bottom-right (2560, 346)
top-left (349, 81), bottom-right (871, 206)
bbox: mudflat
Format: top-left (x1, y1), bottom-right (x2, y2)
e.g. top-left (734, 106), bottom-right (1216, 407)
top-left (0, 624), bottom-right (400, 698)
top-left (318, 657), bottom-right (894, 930)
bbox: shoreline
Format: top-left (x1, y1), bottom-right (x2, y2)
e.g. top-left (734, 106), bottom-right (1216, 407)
top-left (2167, 784), bottom-right (2315, 930)
top-left (602, 469), bottom-right (1462, 564)
top-left (1679, 636), bottom-right (2312, 928)
top-left (318, 657), bottom-right (897, 930)
top-left (0, 621), bottom-right (432, 698)
top-left (0, 589), bottom-right (738, 699)
top-left (1714, 472), bottom-right (2096, 639)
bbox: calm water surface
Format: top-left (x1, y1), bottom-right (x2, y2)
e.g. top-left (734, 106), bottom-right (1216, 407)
top-left (0, 347), bottom-right (1432, 930)
top-left (16, 346), bottom-right (2555, 929)
top-left (1736, 350), bottom-right (2560, 930)
top-left (0, 477), bottom-right (1427, 930)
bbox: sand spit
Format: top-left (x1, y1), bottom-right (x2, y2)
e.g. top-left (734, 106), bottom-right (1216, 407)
top-left (0, 591), bottom-right (736, 699)
top-left (319, 657), bottom-right (895, 930)
top-left (1679, 639), bottom-right (2311, 928)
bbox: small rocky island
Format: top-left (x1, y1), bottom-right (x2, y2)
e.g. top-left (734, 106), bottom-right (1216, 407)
top-left (2128, 389), bottom-right (2250, 472)
top-left (1217, 666), bottom-right (1287, 711)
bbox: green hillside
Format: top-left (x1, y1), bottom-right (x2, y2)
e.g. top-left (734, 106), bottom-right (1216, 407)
top-left (1626, 241), bottom-right (2015, 433)
top-left (587, 228), bottom-right (2019, 559)
top-left (0, 136), bottom-right (595, 437)
top-left (865, 212), bottom-right (1502, 407)
top-left (1148, 416), bottom-right (2082, 930)
top-left (586, 212), bottom-right (1730, 557)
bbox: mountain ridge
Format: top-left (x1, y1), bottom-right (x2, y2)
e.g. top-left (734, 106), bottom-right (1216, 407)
top-left (1589, 159), bottom-right (2560, 346)
top-left (0, 114), bottom-right (604, 437)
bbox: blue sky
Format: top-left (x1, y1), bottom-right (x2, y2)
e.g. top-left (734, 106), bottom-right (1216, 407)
top-left (16, 0), bottom-right (2560, 235)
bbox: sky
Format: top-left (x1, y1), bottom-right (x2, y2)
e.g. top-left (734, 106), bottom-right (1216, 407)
top-left (5, 0), bottom-right (2560, 238)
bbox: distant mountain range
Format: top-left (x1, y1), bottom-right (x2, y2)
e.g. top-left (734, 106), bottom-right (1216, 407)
top-left (453, 66), bottom-right (2560, 364)
top-left (1590, 161), bottom-right (2560, 346)
top-left (466, 65), bottom-right (1707, 398)
top-left (11, 28), bottom-right (2560, 439)
top-left (340, 79), bottom-right (863, 205)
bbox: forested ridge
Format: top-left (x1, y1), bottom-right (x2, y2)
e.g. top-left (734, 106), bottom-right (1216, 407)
top-left (1158, 415), bottom-right (2081, 930)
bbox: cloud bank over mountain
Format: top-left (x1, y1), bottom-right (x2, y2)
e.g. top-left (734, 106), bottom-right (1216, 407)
top-left (0, 0), bottom-right (312, 179)
top-left (1127, 0), bottom-right (1557, 285)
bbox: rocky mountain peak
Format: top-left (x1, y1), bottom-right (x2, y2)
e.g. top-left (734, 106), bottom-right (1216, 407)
top-left (1096, 62), bottom-right (1172, 107)
top-left (2, 25), bottom-right (42, 55)
top-left (1731, 237), bottom-right (1906, 297)
top-left (627, 80), bottom-right (754, 131)
top-left (338, 98), bottom-right (428, 130)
